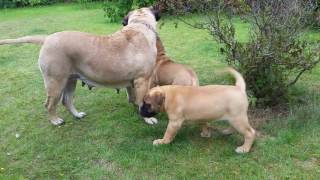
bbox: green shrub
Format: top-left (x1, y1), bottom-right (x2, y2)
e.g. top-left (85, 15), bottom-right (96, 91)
top-left (103, 0), bottom-right (156, 23)
top-left (134, 0), bottom-right (155, 7)
top-left (218, 0), bottom-right (320, 105)
top-left (0, 0), bottom-right (15, 8)
top-left (103, 0), bottom-right (133, 22)
top-left (167, 0), bottom-right (320, 106)
top-left (0, 0), bottom-right (104, 8)
top-left (0, 0), bottom-right (59, 8)
top-left (312, 0), bottom-right (320, 27)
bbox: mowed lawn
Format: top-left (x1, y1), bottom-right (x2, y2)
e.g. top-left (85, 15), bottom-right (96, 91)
top-left (0, 3), bottom-right (320, 179)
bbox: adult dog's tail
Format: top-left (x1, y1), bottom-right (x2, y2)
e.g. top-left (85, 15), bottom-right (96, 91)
top-left (227, 67), bottom-right (246, 93)
top-left (0, 35), bottom-right (47, 45)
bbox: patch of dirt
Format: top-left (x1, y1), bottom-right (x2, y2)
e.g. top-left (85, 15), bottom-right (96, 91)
top-left (248, 106), bottom-right (289, 130)
top-left (295, 157), bottom-right (319, 170)
top-left (95, 159), bottom-right (123, 175)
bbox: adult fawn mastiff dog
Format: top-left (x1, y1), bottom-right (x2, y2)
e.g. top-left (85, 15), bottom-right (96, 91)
top-left (140, 68), bottom-right (256, 153)
top-left (0, 7), bottom-right (160, 125)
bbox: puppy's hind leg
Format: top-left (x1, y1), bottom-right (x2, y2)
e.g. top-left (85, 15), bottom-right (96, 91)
top-left (228, 115), bottom-right (256, 153)
top-left (62, 76), bottom-right (86, 119)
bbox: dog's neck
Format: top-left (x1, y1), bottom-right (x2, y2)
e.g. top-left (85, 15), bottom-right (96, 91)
top-left (156, 36), bottom-right (166, 57)
top-left (129, 20), bottom-right (157, 36)
top-left (156, 37), bottom-right (172, 64)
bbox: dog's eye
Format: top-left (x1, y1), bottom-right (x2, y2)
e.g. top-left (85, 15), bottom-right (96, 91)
top-left (142, 103), bottom-right (153, 111)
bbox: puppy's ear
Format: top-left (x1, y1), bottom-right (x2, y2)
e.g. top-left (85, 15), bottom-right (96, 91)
top-left (150, 6), bottom-right (161, 21)
top-left (154, 92), bottom-right (164, 106)
top-left (122, 15), bottom-right (129, 26)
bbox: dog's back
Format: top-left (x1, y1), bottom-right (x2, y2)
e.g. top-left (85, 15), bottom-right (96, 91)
top-left (152, 37), bottom-right (199, 87)
top-left (161, 68), bottom-right (248, 120)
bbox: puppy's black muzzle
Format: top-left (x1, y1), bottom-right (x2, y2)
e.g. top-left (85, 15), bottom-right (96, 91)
top-left (139, 101), bottom-right (158, 117)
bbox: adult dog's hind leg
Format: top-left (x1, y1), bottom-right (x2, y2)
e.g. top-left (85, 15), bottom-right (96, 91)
top-left (62, 76), bottom-right (86, 119)
top-left (39, 47), bottom-right (73, 125)
top-left (44, 76), bottom-right (68, 125)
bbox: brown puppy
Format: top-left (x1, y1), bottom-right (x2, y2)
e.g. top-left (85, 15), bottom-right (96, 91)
top-left (122, 18), bottom-right (198, 88)
top-left (150, 37), bottom-right (199, 88)
top-left (140, 68), bottom-right (256, 153)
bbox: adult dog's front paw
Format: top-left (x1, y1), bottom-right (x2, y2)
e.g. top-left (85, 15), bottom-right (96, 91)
top-left (200, 131), bottom-right (211, 138)
top-left (75, 112), bottom-right (87, 119)
top-left (50, 118), bottom-right (65, 126)
top-left (235, 146), bottom-right (250, 154)
top-left (153, 139), bottom-right (166, 145)
top-left (144, 117), bottom-right (158, 125)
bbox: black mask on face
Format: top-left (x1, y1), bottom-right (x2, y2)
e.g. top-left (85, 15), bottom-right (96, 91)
top-left (139, 101), bottom-right (158, 117)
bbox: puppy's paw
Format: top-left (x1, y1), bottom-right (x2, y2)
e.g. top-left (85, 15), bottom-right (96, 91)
top-left (200, 131), bottom-right (211, 138)
top-left (75, 112), bottom-right (87, 119)
top-left (144, 117), bottom-right (158, 125)
top-left (50, 118), bottom-right (65, 126)
top-left (235, 146), bottom-right (250, 154)
top-left (153, 139), bottom-right (166, 145)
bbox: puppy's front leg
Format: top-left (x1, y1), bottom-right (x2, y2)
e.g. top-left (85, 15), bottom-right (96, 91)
top-left (153, 120), bottom-right (183, 145)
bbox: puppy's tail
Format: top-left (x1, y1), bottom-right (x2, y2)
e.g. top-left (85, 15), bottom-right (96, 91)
top-left (227, 67), bottom-right (246, 93)
top-left (0, 35), bottom-right (47, 45)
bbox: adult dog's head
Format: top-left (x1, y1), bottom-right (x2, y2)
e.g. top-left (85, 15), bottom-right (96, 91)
top-left (122, 7), bottom-right (161, 27)
top-left (139, 86), bottom-right (165, 117)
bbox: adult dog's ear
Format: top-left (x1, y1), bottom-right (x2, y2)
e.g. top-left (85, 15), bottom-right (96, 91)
top-left (122, 15), bottom-right (129, 26)
top-left (150, 6), bottom-right (161, 21)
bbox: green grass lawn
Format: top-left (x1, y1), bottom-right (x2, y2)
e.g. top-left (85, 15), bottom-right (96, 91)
top-left (0, 3), bottom-right (320, 179)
